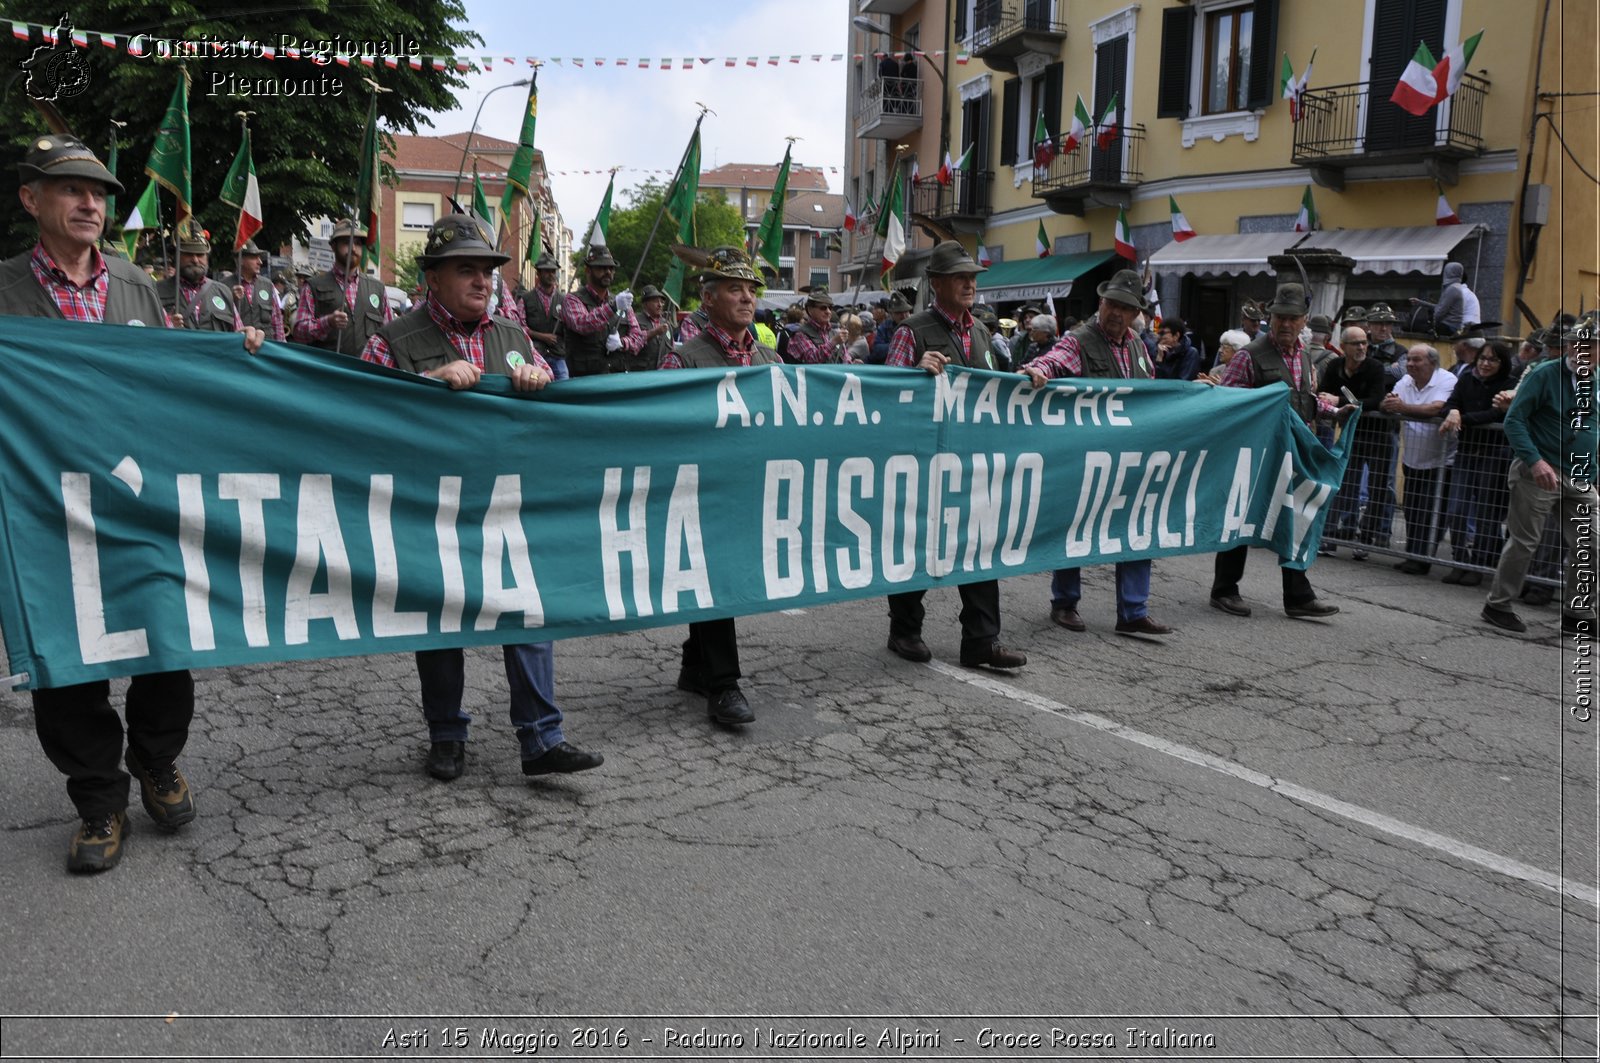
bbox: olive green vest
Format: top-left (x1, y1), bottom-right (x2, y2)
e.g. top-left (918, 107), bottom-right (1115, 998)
top-left (1244, 332), bottom-right (1319, 425)
top-left (373, 306), bottom-right (531, 377)
top-left (903, 307), bottom-right (994, 369)
top-left (565, 286), bottom-right (630, 377)
top-left (675, 331), bottom-right (779, 369)
top-left (1068, 321), bottom-right (1152, 379)
top-left (630, 313), bottom-right (672, 371)
top-left (237, 274), bottom-right (277, 332)
top-left (520, 286), bottom-right (565, 360)
top-left (153, 277), bottom-right (237, 331)
top-left (305, 270), bottom-right (387, 356)
top-left (0, 251), bottom-right (164, 326)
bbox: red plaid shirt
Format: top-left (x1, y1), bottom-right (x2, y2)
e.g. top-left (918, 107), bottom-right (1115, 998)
top-left (885, 302), bottom-right (973, 368)
top-left (361, 295), bottom-right (552, 375)
top-left (1217, 335), bottom-right (1337, 413)
top-left (1029, 321), bottom-right (1147, 379)
top-left (293, 267), bottom-right (389, 342)
top-left (660, 321), bottom-right (757, 369)
top-left (786, 320), bottom-right (842, 364)
top-left (29, 243), bottom-right (109, 323)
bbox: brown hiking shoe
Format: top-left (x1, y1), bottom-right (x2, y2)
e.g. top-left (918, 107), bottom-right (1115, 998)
top-left (125, 749), bottom-right (195, 831)
top-left (67, 812), bottom-right (127, 874)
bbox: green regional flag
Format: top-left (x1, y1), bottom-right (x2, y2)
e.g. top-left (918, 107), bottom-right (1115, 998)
top-left (354, 96), bottom-right (383, 270)
top-left (144, 71), bottom-right (192, 223)
top-left (120, 179), bottom-right (159, 261)
top-left (588, 172), bottom-right (615, 249)
top-left (499, 71), bottom-right (538, 224)
top-left (525, 209), bottom-right (543, 265)
top-left (472, 167), bottom-right (493, 230)
top-left (661, 124), bottom-right (702, 304)
top-left (755, 142), bottom-right (792, 274)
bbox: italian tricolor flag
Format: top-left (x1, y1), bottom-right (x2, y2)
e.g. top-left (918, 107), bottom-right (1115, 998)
top-left (120, 180), bottom-right (159, 261)
top-left (1279, 49), bottom-right (1315, 121)
top-left (1035, 220), bottom-right (1051, 258)
top-left (1063, 95), bottom-right (1091, 154)
top-left (1095, 93), bottom-right (1120, 149)
top-left (1294, 186), bottom-right (1319, 232)
top-left (938, 144), bottom-right (972, 186)
top-left (1435, 191), bottom-right (1461, 225)
top-left (1391, 32), bottom-right (1482, 117)
top-left (1168, 195), bottom-right (1196, 241)
top-left (878, 168), bottom-right (906, 281)
top-left (976, 242), bottom-right (993, 267)
top-left (1113, 207), bottom-right (1135, 259)
top-left (1033, 110), bottom-right (1056, 168)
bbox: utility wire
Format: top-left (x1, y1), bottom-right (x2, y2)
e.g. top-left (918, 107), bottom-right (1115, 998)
top-left (1536, 112), bottom-right (1599, 186)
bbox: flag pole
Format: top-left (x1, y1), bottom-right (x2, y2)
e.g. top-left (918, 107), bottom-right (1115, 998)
top-left (233, 111), bottom-right (253, 288)
top-left (629, 102), bottom-right (712, 292)
top-left (103, 119), bottom-right (125, 245)
top-left (341, 79), bottom-right (390, 353)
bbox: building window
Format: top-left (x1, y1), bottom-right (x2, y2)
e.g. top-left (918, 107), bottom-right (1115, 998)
top-left (1202, 5), bottom-right (1253, 115)
top-left (401, 203), bottom-right (434, 230)
top-left (781, 231), bottom-right (796, 258)
top-left (809, 269), bottom-right (830, 290)
top-left (777, 267), bottom-right (795, 289)
top-left (810, 232), bottom-right (831, 259)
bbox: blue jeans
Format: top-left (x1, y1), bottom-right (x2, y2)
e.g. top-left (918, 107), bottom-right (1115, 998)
top-left (1051, 561), bottom-right (1151, 623)
top-left (546, 355), bottom-right (570, 381)
top-left (415, 643), bottom-right (565, 759)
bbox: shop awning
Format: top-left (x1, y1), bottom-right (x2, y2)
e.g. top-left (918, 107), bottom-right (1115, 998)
top-left (1148, 232), bottom-right (1306, 278)
top-left (1297, 223), bottom-right (1487, 275)
top-left (976, 250), bottom-right (1116, 302)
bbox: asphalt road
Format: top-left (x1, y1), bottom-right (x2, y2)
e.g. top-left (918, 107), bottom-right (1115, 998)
top-left (1, 549), bottom-right (1595, 1062)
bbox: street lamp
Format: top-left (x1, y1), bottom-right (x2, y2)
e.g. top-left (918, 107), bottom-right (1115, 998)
top-left (451, 77), bottom-right (532, 200)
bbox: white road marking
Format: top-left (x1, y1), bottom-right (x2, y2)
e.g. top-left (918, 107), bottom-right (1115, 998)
top-left (929, 660), bottom-right (1599, 909)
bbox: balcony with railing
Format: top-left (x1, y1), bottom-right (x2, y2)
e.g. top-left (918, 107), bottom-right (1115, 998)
top-left (860, 0), bottom-right (917, 15)
top-left (1031, 125), bottom-right (1144, 215)
top-left (910, 170), bottom-right (994, 232)
top-left (1291, 74), bottom-right (1489, 190)
top-left (855, 75), bottom-right (924, 141)
top-left (967, 0), bottom-right (1068, 74)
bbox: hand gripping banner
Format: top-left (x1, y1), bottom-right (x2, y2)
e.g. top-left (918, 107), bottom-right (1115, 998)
top-left (0, 319), bottom-right (1353, 688)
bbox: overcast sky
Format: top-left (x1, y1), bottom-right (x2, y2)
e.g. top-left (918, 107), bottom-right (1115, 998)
top-left (422, 0), bottom-right (849, 239)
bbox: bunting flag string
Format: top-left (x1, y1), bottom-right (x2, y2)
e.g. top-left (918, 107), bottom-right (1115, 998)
top-left (3, 19), bottom-right (901, 73)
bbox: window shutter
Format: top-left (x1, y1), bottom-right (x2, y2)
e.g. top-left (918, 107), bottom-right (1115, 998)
top-left (1043, 62), bottom-right (1064, 139)
top-left (954, 0), bottom-right (967, 43)
top-left (1245, 0), bottom-right (1280, 110)
top-left (1156, 6), bottom-right (1194, 118)
top-left (1000, 77), bottom-right (1020, 166)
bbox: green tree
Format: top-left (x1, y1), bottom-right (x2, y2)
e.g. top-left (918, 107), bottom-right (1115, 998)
top-left (0, 2), bottom-right (478, 256)
top-left (594, 179), bottom-right (746, 307)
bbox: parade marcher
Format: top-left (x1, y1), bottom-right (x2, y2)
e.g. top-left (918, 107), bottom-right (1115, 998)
top-left (785, 288), bottom-right (847, 364)
top-left (360, 214), bottom-right (602, 780)
top-left (232, 239), bottom-right (284, 341)
top-left (155, 225), bottom-right (246, 332)
top-left (660, 245), bottom-right (779, 727)
top-left (1017, 313), bottom-right (1058, 365)
top-left (1481, 321), bottom-right (1597, 634)
top-left (1304, 314), bottom-right (1337, 380)
top-left (1238, 300), bottom-right (1263, 341)
top-left (869, 290), bottom-right (912, 364)
top-left (272, 269), bottom-right (296, 335)
top-left (884, 241), bottom-right (1026, 670)
top-left (559, 245), bottom-right (638, 377)
top-left (294, 219), bottom-right (391, 355)
top-left (519, 251), bottom-right (568, 380)
top-left (630, 284), bottom-right (672, 371)
top-left (1025, 270), bottom-right (1172, 637)
top-left (1383, 344), bottom-right (1457, 574)
top-left (1210, 280), bottom-right (1347, 619)
top-left (1365, 302), bottom-right (1405, 381)
top-left (1, 134), bottom-right (262, 873)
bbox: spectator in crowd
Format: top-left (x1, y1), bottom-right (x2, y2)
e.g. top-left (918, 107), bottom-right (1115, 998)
top-left (1383, 344), bottom-right (1457, 575)
top-left (1200, 328), bottom-right (1250, 381)
top-left (869, 290), bottom-right (912, 364)
top-left (1411, 261), bottom-right (1481, 337)
top-left (1152, 316), bottom-right (1200, 381)
top-left (1019, 313), bottom-right (1058, 365)
top-left (786, 289), bottom-right (848, 363)
top-left (1366, 303), bottom-right (1405, 381)
top-left (974, 305), bottom-right (1011, 370)
top-left (1304, 314), bottom-right (1337, 380)
top-left (1238, 300), bottom-right (1263, 342)
top-left (1452, 327), bottom-right (1487, 378)
top-left (1319, 326), bottom-right (1392, 557)
top-left (753, 307), bottom-right (779, 350)
top-left (775, 302), bottom-right (803, 361)
top-left (1017, 304), bottom-right (1040, 336)
top-left (1439, 339), bottom-right (1513, 585)
top-left (1508, 330), bottom-right (1545, 384)
top-left (842, 312), bottom-right (871, 362)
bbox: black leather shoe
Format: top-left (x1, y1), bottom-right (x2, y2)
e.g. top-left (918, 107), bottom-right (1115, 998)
top-left (887, 634), bottom-right (932, 662)
top-left (676, 666), bottom-right (707, 696)
top-left (1481, 604), bottom-right (1527, 633)
top-left (708, 687), bottom-right (755, 726)
top-left (1210, 594), bottom-right (1252, 617)
top-left (1441, 568), bottom-right (1467, 584)
top-left (425, 740), bottom-right (465, 781)
top-left (959, 642), bottom-right (1027, 669)
top-left (1394, 559), bottom-right (1431, 575)
top-left (1115, 615), bottom-right (1174, 636)
top-left (1050, 605), bottom-right (1086, 631)
top-left (1285, 599), bottom-right (1340, 619)
top-left (523, 742), bottom-right (604, 775)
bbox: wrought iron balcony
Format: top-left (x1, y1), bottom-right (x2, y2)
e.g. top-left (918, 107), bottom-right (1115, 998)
top-left (911, 170), bottom-right (994, 231)
top-left (1291, 74), bottom-right (1489, 190)
top-left (968, 0), bottom-right (1068, 74)
top-left (1031, 125), bottom-right (1144, 215)
top-left (855, 75), bottom-right (924, 141)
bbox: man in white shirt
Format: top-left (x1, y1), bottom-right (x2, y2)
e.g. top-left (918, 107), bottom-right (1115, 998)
top-left (1383, 344), bottom-right (1457, 574)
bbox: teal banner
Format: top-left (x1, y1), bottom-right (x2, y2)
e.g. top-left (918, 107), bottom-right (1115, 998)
top-left (0, 319), bottom-right (1353, 689)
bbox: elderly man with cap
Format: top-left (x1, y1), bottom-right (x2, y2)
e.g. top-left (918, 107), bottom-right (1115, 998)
top-left (869, 289), bottom-right (913, 364)
top-left (155, 225), bottom-right (247, 332)
top-left (294, 218), bottom-right (391, 355)
top-left (786, 288), bottom-right (848, 364)
top-left (560, 245), bottom-right (639, 377)
top-left (660, 245), bottom-right (779, 727)
top-left (231, 239), bottom-right (285, 341)
top-left (629, 284), bottom-right (673, 371)
top-left (0, 134), bottom-right (264, 874)
top-left (519, 250), bottom-right (568, 380)
top-left (1239, 300), bottom-right (1264, 342)
top-left (360, 214), bottom-right (602, 781)
top-left (1210, 280), bottom-right (1346, 620)
top-left (1023, 269), bottom-right (1173, 637)
top-left (884, 240), bottom-right (1026, 670)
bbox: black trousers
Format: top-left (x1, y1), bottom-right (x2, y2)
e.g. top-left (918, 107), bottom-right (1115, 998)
top-left (887, 579), bottom-right (1002, 651)
top-left (32, 670), bottom-right (194, 819)
top-left (1211, 546), bottom-right (1315, 607)
top-left (682, 618), bottom-right (742, 693)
